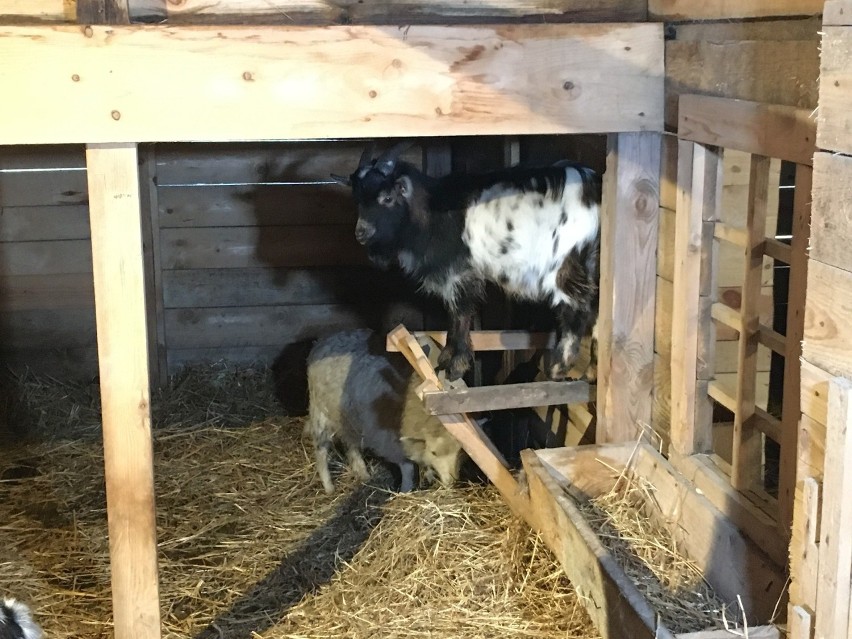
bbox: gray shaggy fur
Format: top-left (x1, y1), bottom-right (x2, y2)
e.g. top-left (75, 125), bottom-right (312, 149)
top-left (306, 329), bottom-right (461, 493)
top-left (0, 599), bottom-right (42, 639)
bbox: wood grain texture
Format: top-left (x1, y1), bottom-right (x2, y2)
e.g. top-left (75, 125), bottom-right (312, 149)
top-left (0, 239), bottom-right (92, 275)
top-left (76, 0), bottom-right (128, 23)
top-left (810, 152), bottom-right (852, 273)
top-left (0, 23), bottom-right (663, 144)
top-left (824, 0), bottom-right (852, 24)
top-left (0, 205), bottom-right (90, 241)
top-left (818, 27), bottom-right (852, 154)
top-left (85, 143), bottom-right (161, 639)
top-left (803, 259), bottom-right (852, 379)
top-left (422, 380), bottom-right (592, 414)
top-left (814, 378), bottom-right (852, 639)
top-left (0, 273), bottom-right (94, 310)
top-left (665, 40), bottom-right (819, 129)
top-left (650, 0), bottom-right (823, 19)
top-left (597, 132), bottom-right (661, 443)
top-left (678, 95), bottom-right (817, 166)
top-left (801, 359), bottom-right (832, 426)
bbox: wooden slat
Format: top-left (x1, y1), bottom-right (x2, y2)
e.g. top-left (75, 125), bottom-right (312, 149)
top-left (657, 206), bottom-right (676, 281)
top-left (711, 302), bottom-right (743, 333)
top-left (763, 237), bottom-right (792, 264)
top-left (824, 0), bottom-right (852, 25)
top-left (650, 0), bottom-right (824, 19)
top-left (159, 226), bottom-right (368, 270)
top-left (801, 358), bottom-right (832, 426)
top-left (0, 239), bottom-right (93, 275)
top-left (713, 222), bottom-right (748, 247)
top-left (803, 259), bottom-right (852, 380)
top-left (788, 606), bottom-right (814, 639)
top-left (748, 407), bottom-right (782, 443)
top-left (677, 95), bottom-right (817, 166)
top-left (778, 163), bottom-right (812, 539)
top-left (0, 307), bottom-right (96, 348)
top-left (817, 27), bottom-right (852, 155)
top-left (0, 273), bottom-right (94, 310)
top-left (757, 324), bottom-right (786, 355)
top-left (85, 143), bottom-right (161, 639)
top-left (815, 378), bottom-right (852, 639)
top-left (731, 154), bottom-right (771, 492)
top-left (0, 24), bottom-right (664, 144)
top-left (422, 380), bottom-right (592, 415)
top-left (790, 476), bottom-right (821, 615)
top-left (665, 40), bottom-right (819, 130)
top-left (671, 141), bottom-right (721, 456)
top-left (597, 132), bottom-right (661, 443)
top-left (810, 152), bottom-right (852, 274)
top-left (708, 380), bottom-right (737, 414)
top-left (386, 330), bottom-right (555, 353)
top-left (163, 0), bottom-right (648, 23)
top-left (0, 205), bottom-right (90, 241)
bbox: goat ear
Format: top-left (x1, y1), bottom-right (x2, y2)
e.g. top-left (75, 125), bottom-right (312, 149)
top-left (395, 175), bottom-right (414, 201)
top-left (329, 173), bottom-right (351, 186)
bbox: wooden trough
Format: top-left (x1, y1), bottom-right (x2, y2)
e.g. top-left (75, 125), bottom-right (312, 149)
top-left (388, 325), bottom-right (784, 639)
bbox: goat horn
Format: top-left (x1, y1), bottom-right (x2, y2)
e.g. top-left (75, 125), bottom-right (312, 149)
top-left (357, 142), bottom-right (376, 170)
top-left (375, 140), bottom-right (413, 176)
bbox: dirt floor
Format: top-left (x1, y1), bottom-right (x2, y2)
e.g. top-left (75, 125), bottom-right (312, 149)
top-left (0, 364), bottom-right (599, 639)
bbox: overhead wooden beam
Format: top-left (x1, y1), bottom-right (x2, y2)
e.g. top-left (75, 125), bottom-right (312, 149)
top-left (650, 0), bottom-right (824, 20)
top-left (386, 330), bottom-right (555, 353)
top-left (678, 95), bottom-right (817, 166)
top-left (86, 143), bottom-right (162, 639)
top-left (422, 380), bottom-right (593, 415)
top-left (0, 23), bottom-right (663, 145)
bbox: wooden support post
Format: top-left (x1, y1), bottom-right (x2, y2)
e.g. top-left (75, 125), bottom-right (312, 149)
top-left (87, 143), bottom-right (162, 639)
top-left (77, 0), bottom-right (130, 23)
top-left (671, 140), bottom-right (722, 456)
top-left (597, 132), bottom-right (661, 443)
top-left (814, 377), bottom-right (852, 639)
top-left (731, 154), bottom-right (770, 491)
top-left (777, 164), bottom-right (813, 538)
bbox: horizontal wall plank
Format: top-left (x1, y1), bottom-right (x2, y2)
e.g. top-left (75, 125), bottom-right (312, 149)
top-left (164, 303), bottom-right (423, 349)
top-left (817, 27), bottom-right (852, 154)
top-left (0, 205), bottom-right (90, 241)
top-left (160, 226), bottom-right (368, 269)
top-left (650, 0), bottom-right (824, 20)
top-left (811, 152), bottom-right (852, 273)
top-left (158, 185), bottom-right (356, 228)
top-left (673, 17), bottom-right (822, 41)
top-left (678, 95), bottom-right (816, 166)
top-left (0, 24), bottom-right (663, 144)
top-left (0, 239), bottom-right (92, 275)
top-left (162, 267), bottom-right (422, 308)
top-left (0, 273), bottom-right (94, 310)
top-left (0, 307), bottom-right (96, 349)
top-left (803, 259), bottom-right (852, 379)
top-left (163, 0), bottom-right (647, 23)
top-left (0, 170), bottom-right (87, 207)
top-left (0, 347), bottom-right (100, 380)
top-left (666, 40), bottom-right (819, 129)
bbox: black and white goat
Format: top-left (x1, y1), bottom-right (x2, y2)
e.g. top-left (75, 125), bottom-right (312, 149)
top-left (0, 599), bottom-right (42, 639)
top-left (332, 143), bottom-right (601, 381)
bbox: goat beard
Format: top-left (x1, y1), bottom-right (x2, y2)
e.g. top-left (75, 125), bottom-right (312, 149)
top-left (365, 245), bottom-right (395, 270)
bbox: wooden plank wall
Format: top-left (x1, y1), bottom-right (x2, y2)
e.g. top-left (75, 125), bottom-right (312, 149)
top-left (652, 12), bottom-right (820, 451)
top-left (789, 3), bottom-right (852, 634)
top-left (0, 146), bottom-right (99, 378)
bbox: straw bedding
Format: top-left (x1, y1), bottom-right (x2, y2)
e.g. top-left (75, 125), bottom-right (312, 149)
top-left (0, 364), bottom-right (598, 639)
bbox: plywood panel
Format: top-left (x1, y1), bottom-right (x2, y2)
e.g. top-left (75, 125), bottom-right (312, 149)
top-left (803, 259), bottom-right (852, 379)
top-left (0, 23), bottom-right (664, 144)
top-left (159, 226), bottom-right (368, 270)
top-left (0, 205), bottom-right (90, 241)
top-left (810, 152), bottom-right (852, 273)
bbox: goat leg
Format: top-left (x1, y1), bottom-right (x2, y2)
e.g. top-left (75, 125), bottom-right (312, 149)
top-left (437, 307), bottom-right (475, 381)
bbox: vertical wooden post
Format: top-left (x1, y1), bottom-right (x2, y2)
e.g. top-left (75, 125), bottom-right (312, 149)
top-left (76, 0), bottom-right (129, 23)
top-left (670, 141), bottom-right (722, 456)
top-left (731, 154), bottom-right (770, 491)
top-left (777, 164), bottom-right (813, 536)
top-left (815, 377), bottom-right (852, 639)
top-left (87, 143), bottom-right (162, 639)
top-left (597, 132), bottom-right (661, 443)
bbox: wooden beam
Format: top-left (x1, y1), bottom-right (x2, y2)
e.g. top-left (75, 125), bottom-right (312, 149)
top-left (814, 378), bottom-right (852, 639)
top-left (650, 0), bottom-right (824, 20)
top-left (757, 324), bottom-right (786, 355)
top-left (788, 605), bottom-right (814, 639)
top-left (0, 23), bottom-right (663, 145)
top-left (597, 132), bottom-right (661, 443)
top-left (386, 330), bottom-right (555, 353)
top-left (422, 380), bottom-right (592, 415)
top-left (708, 380), bottom-right (737, 414)
top-left (86, 143), bottom-right (161, 639)
top-left (749, 407), bottom-right (782, 444)
top-left (671, 141), bottom-right (721, 456)
top-left (811, 152), bottom-right (852, 274)
top-left (818, 27), bottom-right (852, 155)
top-left (713, 222), bottom-right (748, 247)
top-left (790, 476), bottom-right (821, 617)
top-left (763, 237), bottom-right (792, 264)
top-left (803, 259), bottom-right (852, 380)
top-left (677, 95), bottom-right (816, 166)
top-left (711, 302), bottom-right (743, 333)
top-left (778, 163), bottom-right (812, 539)
top-left (731, 154), bottom-right (770, 492)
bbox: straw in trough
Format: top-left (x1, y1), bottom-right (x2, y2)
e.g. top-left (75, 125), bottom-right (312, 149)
top-left (0, 364), bottom-right (599, 639)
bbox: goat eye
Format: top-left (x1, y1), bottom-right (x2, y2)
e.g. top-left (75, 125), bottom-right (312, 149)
top-left (381, 194), bottom-right (394, 206)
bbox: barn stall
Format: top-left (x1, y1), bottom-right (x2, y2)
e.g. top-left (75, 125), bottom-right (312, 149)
top-left (0, 1), bottom-right (847, 638)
